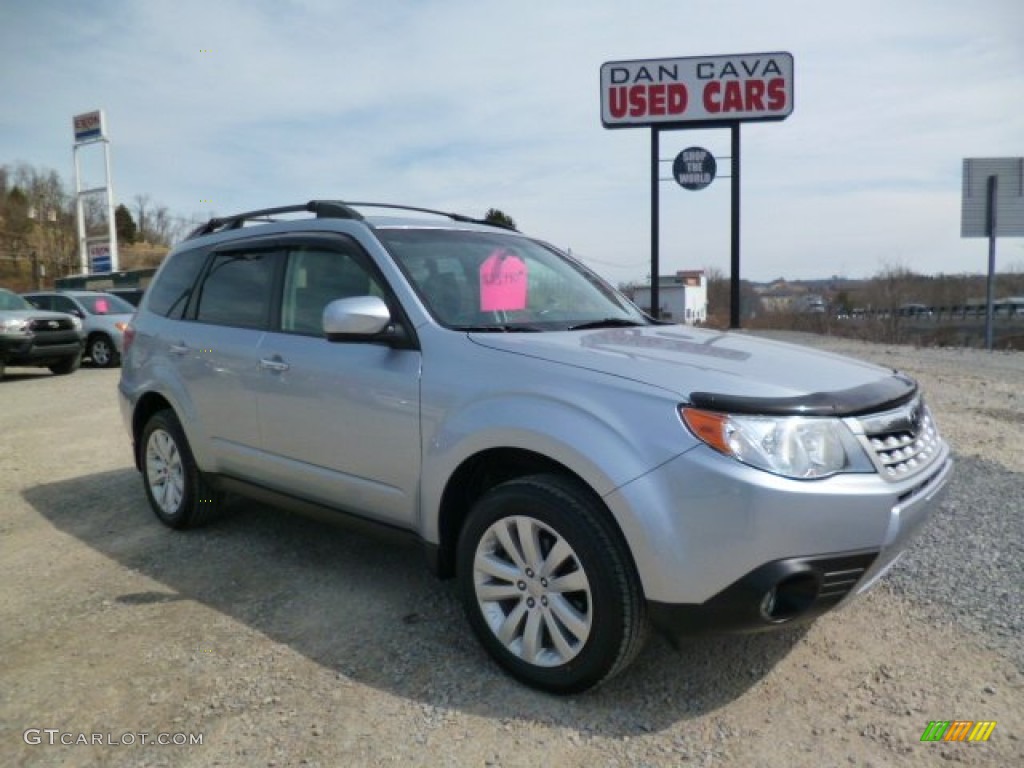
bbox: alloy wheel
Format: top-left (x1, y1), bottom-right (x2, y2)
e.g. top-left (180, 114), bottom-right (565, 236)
top-left (472, 515), bottom-right (593, 667)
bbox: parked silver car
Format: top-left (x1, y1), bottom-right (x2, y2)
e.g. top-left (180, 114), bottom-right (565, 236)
top-left (23, 290), bottom-right (135, 367)
top-left (118, 201), bottom-right (953, 693)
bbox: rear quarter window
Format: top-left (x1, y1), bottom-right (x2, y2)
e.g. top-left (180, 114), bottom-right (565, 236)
top-left (146, 248), bottom-right (208, 318)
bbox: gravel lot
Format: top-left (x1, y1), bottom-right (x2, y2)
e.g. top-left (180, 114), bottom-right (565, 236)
top-left (1, 333), bottom-right (1021, 767)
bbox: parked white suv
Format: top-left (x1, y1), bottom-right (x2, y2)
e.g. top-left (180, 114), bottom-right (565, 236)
top-left (119, 201), bottom-right (952, 692)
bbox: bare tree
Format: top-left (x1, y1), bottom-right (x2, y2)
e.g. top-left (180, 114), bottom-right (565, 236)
top-left (133, 194), bottom-right (151, 243)
top-left (149, 205), bottom-right (173, 246)
top-left (703, 266), bottom-right (728, 319)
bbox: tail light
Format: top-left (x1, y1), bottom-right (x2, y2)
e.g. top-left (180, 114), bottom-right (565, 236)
top-left (122, 324), bottom-right (136, 356)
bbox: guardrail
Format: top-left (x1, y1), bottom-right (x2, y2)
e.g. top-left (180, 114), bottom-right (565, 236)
top-left (844, 304), bottom-right (1024, 321)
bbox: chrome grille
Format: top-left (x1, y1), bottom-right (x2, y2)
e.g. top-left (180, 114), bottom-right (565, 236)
top-left (853, 398), bottom-right (942, 481)
top-left (29, 317), bottom-right (75, 332)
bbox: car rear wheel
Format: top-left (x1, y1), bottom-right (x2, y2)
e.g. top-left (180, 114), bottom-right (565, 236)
top-left (141, 409), bottom-right (221, 529)
top-left (88, 334), bottom-right (119, 368)
top-left (457, 474), bottom-right (647, 693)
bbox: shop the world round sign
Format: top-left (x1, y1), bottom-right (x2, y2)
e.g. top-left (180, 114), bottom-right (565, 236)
top-left (673, 147), bottom-right (716, 190)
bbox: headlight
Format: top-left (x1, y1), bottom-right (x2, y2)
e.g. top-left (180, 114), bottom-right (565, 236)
top-left (0, 317), bottom-right (30, 334)
top-left (680, 407), bottom-right (874, 479)
top-left (70, 316), bottom-right (83, 331)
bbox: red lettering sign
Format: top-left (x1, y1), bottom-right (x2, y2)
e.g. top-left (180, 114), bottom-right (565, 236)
top-left (702, 78), bottom-right (788, 114)
top-left (601, 53), bottom-right (793, 127)
top-left (607, 84), bottom-right (688, 120)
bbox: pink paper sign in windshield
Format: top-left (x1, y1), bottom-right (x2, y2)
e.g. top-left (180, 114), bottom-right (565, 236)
top-left (479, 250), bottom-right (528, 311)
top-left (95, 299), bottom-right (109, 314)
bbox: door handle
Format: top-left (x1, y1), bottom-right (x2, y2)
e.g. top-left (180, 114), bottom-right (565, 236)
top-left (259, 357), bottom-right (290, 373)
top-left (169, 342), bottom-right (188, 355)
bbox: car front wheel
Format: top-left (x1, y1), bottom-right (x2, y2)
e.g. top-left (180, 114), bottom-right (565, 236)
top-left (49, 353), bottom-right (81, 376)
top-left (88, 334), bottom-right (119, 367)
top-left (140, 409), bottom-right (221, 529)
top-left (457, 474), bottom-right (647, 693)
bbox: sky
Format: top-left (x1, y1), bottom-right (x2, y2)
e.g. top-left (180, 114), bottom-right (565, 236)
top-left (1, 0), bottom-right (1023, 285)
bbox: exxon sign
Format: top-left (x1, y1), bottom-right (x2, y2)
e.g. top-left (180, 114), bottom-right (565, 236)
top-left (600, 52), bottom-right (794, 128)
top-left (73, 110), bottom-right (106, 143)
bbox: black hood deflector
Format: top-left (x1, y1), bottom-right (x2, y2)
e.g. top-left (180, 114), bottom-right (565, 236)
top-left (689, 373), bottom-right (917, 417)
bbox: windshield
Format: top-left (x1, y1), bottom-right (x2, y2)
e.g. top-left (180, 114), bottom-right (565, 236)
top-left (0, 289), bottom-right (32, 311)
top-left (376, 229), bottom-right (647, 330)
top-left (77, 293), bottom-right (135, 315)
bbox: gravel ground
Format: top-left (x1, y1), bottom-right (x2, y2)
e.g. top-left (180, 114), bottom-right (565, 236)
top-left (1, 335), bottom-right (1022, 767)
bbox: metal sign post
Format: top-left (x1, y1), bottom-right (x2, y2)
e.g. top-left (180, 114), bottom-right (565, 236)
top-left (730, 123), bottom-right (741, 329)
top-left (651, 127), bottom-right (660, 316)
top-left (601, 52), bottom-right (793, 327)
top-left (961, 157), bottom-right (1024, 351)
top-left (72, 110), bottom-right (119, 275)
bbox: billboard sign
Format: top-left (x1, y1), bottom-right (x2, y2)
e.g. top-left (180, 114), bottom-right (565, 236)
top-left (88, 241), bottom-right (112, 273)
top-left (961, 158), bottom-right (1024, 238)
top-left (601, 52), bottom-right (794, 128)
top-left (73, 110), bottom-right (106, 143)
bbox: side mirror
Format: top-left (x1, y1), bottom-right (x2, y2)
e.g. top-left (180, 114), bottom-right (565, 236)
top-left (323, 296), bottom-right (410, 347)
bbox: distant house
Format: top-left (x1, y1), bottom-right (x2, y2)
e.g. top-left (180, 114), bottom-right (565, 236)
top-left (754, 281), bottom-right (823, 314)
top-left (627, 270), bottom-right (707, 324)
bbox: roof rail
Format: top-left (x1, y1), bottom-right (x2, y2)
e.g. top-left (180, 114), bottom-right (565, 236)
top-left (183, 199), bottom-right (517, 241)
top-left (341, 202), bottom-right (519, 231)
top-left (184, 200), bottom-right (363, 241)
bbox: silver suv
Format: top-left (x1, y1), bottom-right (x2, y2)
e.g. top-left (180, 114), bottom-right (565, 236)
top-left (119, 201), bottom-right (952, 693)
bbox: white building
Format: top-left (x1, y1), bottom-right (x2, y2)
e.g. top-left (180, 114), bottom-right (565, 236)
top-left (629, 270), bottom-right (707, 324)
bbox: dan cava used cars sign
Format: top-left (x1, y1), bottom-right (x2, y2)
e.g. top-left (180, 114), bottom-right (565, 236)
top-left (600, 52), bottom-right (794, 128)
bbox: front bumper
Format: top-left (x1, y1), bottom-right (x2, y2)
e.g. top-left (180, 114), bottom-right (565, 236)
top-left (603, 440), bottom-right (953, 629)
top-left (648, 549), bottom-right (880, 637)
top-left (0, 334), bottom-right (84, 366)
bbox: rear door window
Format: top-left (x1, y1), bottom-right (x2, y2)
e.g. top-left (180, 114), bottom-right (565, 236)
top-left (193, 250), bottom-right (281, 330)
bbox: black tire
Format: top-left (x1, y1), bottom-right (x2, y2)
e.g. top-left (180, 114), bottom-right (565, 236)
top-left (456, 474), bottom-right (647, 693)
top-left (0, 359), bottom-right (5, 380)
top-left (49, 353), bottom-right (81, 376)
top-left (140, 409), bottom-right (222, 529)
top-left (87, 333), bottom-right (120, 368)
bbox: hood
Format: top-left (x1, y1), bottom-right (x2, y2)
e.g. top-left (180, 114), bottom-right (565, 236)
top-left (3, 309), bottom-right (76, 323)
top-left (469, 326), bottom-right (915, 415)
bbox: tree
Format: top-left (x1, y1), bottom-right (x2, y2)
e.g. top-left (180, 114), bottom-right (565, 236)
top-left (484, 208), bottom-right (516, 230)
top-left (149, 205), bottom-right (173, 246)
top-left (133, 194), bottom-right (151, 242)
top-left (3, 186), bottom-right (32, 260)
top-left (115, 204), bottom-right (137, 244)
top-left (703, 266), bottom-right (727, 314)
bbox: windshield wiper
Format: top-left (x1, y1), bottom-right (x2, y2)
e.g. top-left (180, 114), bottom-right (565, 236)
top-left (454, 324), bottom-right (544, 333)
top-left (566, 318), bottom-right (646, 331)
